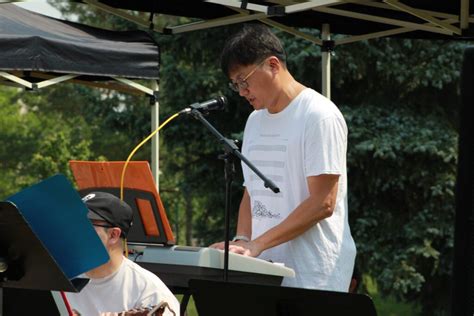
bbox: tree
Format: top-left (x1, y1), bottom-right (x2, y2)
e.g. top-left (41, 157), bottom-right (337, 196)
top-left (0, 86), bottom-right (99, 198)
top-left (344, 104), bottom-right (457, 315)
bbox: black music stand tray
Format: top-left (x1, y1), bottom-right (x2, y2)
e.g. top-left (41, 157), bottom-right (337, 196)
top-left (189, 279), bottom-right (378, 316)
top-left (0, 201), bottom-right (88, 315)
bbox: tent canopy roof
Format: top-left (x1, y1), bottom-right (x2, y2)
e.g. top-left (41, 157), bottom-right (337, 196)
top-left (0, 4), bottom-right (159, 80)
top-left (87, 0), bottom-right (474, 43)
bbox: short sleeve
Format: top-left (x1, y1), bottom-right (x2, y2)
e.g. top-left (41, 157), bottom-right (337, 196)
top-left (304, 115), bottom-right (347, 177)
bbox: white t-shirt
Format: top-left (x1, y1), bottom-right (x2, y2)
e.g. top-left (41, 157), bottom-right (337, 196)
top-left (241, 88), bottom-right (356, 292)
top-left (66, 257), bottom-right (179, 316)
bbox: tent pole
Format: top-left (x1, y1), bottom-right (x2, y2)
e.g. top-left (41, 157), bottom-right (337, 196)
top-left (322, 24), bottom-right (331, 99)
top-left (151, 80), bottom-right (160, 192)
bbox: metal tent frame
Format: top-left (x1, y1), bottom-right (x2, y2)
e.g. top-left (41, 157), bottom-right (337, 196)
top-left (0, 3), bottom-right (162, 188)
top-left (79, 0), bottom-right (473, 100)
top-left (2, 1), bottom-right (473, 185)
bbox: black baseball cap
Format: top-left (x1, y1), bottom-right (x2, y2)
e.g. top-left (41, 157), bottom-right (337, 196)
top-left (82, 191), bottom-right (133, 238)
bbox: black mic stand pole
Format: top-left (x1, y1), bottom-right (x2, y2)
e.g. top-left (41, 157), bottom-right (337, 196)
top-left (219, 149), bottom-right (234, 282)
top-left (188, 109), bottom-right (280, 282)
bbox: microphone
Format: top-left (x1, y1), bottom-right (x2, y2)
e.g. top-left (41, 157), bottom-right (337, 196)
top-left (180, 96), bottom-right (227, 114)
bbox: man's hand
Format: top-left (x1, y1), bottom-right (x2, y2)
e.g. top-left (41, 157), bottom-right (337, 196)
top-left (209, 240), bottom-right (263, 257)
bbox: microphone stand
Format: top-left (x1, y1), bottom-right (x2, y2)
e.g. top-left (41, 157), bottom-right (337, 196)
top-left (188, 109), bottom-right (280, 282)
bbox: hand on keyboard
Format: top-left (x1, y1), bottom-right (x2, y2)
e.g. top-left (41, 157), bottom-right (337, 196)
top-left (209, 240), bottom-right (263, 257)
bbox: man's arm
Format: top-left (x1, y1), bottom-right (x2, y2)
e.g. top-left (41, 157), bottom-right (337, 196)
top-left (231, 174), bottom-right (339, 257)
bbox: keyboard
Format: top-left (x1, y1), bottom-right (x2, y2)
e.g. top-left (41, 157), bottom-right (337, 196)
top-left (130, 245), bottom-right (295, 292)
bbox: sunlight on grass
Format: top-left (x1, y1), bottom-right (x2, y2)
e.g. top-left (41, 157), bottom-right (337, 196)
top-left (372, 295), bottom-right (421, 316)
top-left (177, 294), bottom-right (198, 316)
top-left (364, 274), bottom-right (421, 316)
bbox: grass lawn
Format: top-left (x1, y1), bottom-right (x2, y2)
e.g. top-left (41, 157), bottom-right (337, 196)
top-left (176, 295), bottom-right (198, 316)
top-left (364, 274), bottom-right (421, 316)
top-left (371, 294), bottom-right (421, 316)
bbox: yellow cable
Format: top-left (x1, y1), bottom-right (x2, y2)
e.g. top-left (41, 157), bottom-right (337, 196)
top-left (120, 112), bottom-right (181, 201)
top-left (123, 238), bottom-right (128, 256)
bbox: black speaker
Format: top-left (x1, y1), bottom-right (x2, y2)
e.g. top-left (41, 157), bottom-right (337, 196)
top-left (452, 47), bottom-right (474, 316)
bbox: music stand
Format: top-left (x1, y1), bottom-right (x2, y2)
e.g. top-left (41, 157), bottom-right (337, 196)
top-left (1, 174), bottom-right (110, 315)
top-left (0, 201), bottom-right (87, 292)
top-left (0, 201), bottom-right (88, 315)
top-left (189, 279), bottom-right (378, 316)
top-left (69, 160), bottom-right (175, 246)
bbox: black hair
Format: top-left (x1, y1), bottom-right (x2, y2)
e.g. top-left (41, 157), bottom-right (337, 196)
top-left (220, 23), bottom-right (287, 77)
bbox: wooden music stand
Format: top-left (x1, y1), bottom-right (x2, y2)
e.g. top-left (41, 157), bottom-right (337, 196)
top-left (69, 160), bottom-right (175, 246)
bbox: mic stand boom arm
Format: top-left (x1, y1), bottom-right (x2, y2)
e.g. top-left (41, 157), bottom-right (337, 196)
top-left (189, 109), bottom-right (280, 193)
top-left (188, 109), bottom-right (280, 282)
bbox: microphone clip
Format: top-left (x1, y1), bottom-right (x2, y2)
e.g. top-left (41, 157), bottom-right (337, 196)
top-left (179, 96), bottom-right (227, 116)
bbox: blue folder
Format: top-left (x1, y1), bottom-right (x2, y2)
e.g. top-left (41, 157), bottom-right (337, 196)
top-left (7, 174), bottom-right (109, 279)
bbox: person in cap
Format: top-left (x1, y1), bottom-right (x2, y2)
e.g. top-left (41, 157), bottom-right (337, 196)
top-left (210, 23), bottom-right (356, 292)
top-left (66, 191), bottom-right (179, 316)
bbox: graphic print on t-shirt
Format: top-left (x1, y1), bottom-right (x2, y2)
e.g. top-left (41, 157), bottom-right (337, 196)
top-left (253, 200), bottom-right (281, 219)
top-left (247, 133), bottom-right (287, 220)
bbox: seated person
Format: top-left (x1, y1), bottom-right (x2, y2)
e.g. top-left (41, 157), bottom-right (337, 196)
top-left (66, 191), bottom-right (179, 316)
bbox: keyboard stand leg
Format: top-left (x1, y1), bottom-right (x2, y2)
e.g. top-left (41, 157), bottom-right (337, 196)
top-left (180, 293), bottom-right (191, 316)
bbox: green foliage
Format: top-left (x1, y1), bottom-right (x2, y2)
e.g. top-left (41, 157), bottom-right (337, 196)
top-left (26, 121), bottom-right (95, 179)
top-left (330, 39), bottom-right (466, 111)
top-left (0, 87), bottom-right (40, 197)
top-left (344, 104), bottom-right (456, 314)
top-left (0, 87), bottom-right (99, 198)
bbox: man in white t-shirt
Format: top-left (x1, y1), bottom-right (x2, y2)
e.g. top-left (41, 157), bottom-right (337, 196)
top-left (211, 23), bottom-right (357, 292)
top-left (66, 191), bottom-right (179, 316)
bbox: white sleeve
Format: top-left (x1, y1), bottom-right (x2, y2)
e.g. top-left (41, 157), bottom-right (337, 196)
top-left (304, 115), bottom-right (347, 177)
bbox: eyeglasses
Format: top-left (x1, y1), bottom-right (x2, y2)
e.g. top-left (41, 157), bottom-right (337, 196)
top-left (228, 60), bottom-right (265, 92)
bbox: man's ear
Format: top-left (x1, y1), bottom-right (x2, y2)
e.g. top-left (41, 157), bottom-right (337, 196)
top-left (108, 227), bottom-right (122, 245)
top-left (268, 56), bottom-right (281, 74)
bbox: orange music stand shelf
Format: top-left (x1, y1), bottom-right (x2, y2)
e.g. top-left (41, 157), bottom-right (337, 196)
top-left (69, 160), bottom-right (175, 246)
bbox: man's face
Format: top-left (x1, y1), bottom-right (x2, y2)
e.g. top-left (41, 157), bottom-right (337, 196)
top-left (229, 61), bottom-right (270, 111)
